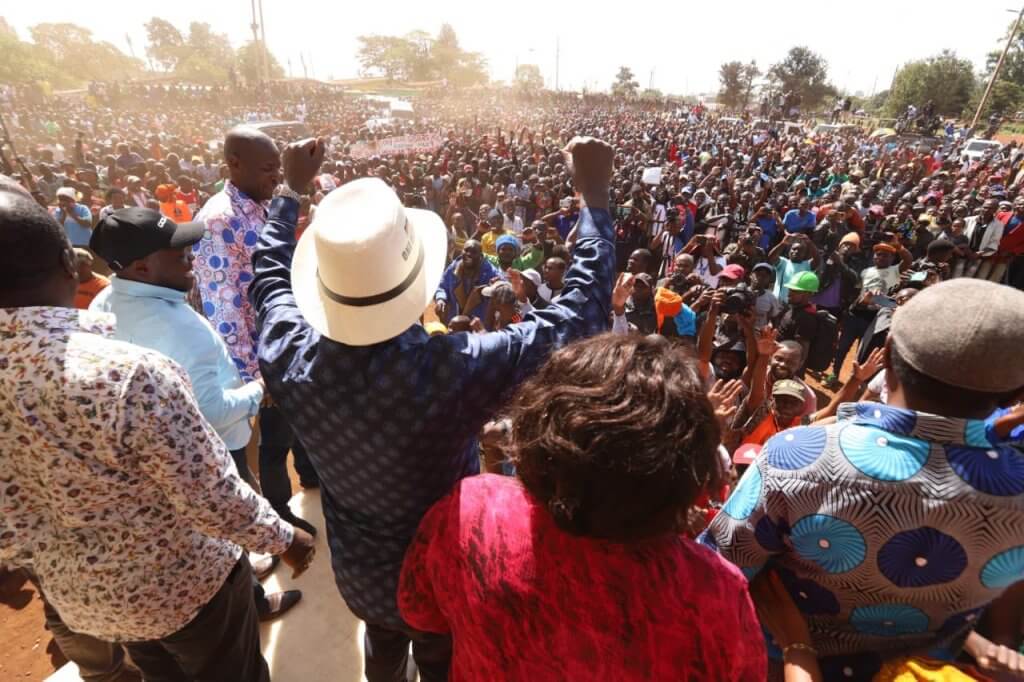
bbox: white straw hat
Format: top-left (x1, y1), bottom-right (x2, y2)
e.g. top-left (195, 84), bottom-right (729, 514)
top-left (291, 178), bottom-right (447, 346)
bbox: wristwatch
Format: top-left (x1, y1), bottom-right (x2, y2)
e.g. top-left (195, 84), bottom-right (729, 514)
top-left (273, 185), bottom-right (302, 202)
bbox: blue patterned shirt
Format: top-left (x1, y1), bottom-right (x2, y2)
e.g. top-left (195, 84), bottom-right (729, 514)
top-left (193, 182), bottom-right (268, 382)
top-left (704, 402), bottom-right (1024, 681)
top-left (250, 197), bottom-right (616, 628)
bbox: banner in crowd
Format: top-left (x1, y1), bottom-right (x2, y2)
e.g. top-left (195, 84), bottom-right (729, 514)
top-left (349, 134), bottom-right (444, 160)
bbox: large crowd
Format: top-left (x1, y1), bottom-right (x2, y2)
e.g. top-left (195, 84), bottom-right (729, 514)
top-left (2, 80), bottom-right (1024, 682)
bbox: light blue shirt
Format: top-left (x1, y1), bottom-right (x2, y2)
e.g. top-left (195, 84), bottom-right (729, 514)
top-left (773, 257), bottom-right (812, 304)
top-left (90, 277), bottom-right (263, 450)
top-left (55, 203), bottom-right (93, 247)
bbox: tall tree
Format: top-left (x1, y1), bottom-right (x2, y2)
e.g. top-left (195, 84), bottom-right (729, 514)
top-left (740, 61), bottom-right (761, 110)
top-left (356, 28), bottom-right (487, 87)
top-left (884, 50), bottom-right (977, 118)
top-left (448, 51), bottom-right (488, 87)
top-left (718, 61), bottom-right (744, 109)
top-left (144, 17), bottom-right (185, 71)
top-left (985, 20), bottom-right (1024, 88)
top-left (768, 46), bottom-right (835, 109)
top-left (29, 23), bottom-right (141, 83)
top-left (432, 23), bottom-right (460, 80)
top-left (0, 23), bottom-right (65, 85)
top-left (236, 41), bottom-right (284, 84)
top-left (356, 35), bottom-right (416, 80)
top-left (611, 66), bottom-right (639, 98)
top-left (515, 64), bottom-right (544, 93)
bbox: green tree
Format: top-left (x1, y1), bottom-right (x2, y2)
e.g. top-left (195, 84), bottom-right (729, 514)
top-left (611, 66), bottom-right (639, 98)
top-left (356, 28), bottom-right (487, 86)
top-left (447, 51), bottom-right (488, 87)
top-left (144, 17), bottom-right (185, 71)
top-left (356, 35), bottom-right (416, 80)
top-left (0, 23), bottom-right (65, 86)
top-left (515, 64), bottom-right (544, 93)
top-left (640, 88), bottom-right (664, 101)
top-left (236, 41), bottom-right (284, 84)
top-left (740, 61), bottom-right (761, 110)
top-left (768, 46), bottom-right (835, 109)
top-left (985, 20), bottom-right (1024, 87)
top-left (884, 50), bottom-right (977, 118)
top-left (967, 79), bottom-right (1024, 120)
top-left (143, 18), bottom-right (244, 84)
top-left (185, 22), bottom-right (234, 66)
top-left (432, 23), bottom-right (460, 77)
top-left (29, 23), bottom-right (141, 83)
top-left (718, 61), bottom-right (744, 109)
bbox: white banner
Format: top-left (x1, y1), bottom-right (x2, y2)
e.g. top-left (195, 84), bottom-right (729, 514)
top-left (349, 134), bottom-right (444, 160)
top-left (642, 166), bottom-right (663, 185)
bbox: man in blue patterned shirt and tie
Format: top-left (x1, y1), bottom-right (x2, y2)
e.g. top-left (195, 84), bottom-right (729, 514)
top-left (705, 278), bottom-right (1024, 681)
top-left (249, 136), bottom-right (616, 681)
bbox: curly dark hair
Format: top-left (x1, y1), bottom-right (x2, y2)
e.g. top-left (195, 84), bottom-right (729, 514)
top-left (509, 333), bottom-right (722, 542)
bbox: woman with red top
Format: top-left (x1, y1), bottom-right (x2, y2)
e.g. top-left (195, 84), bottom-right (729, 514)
top-left (399, 333), bottom-right (766, 681)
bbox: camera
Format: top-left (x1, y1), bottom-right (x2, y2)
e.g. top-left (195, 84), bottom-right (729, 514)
top-left (721, 283), bottom-right (756, 315)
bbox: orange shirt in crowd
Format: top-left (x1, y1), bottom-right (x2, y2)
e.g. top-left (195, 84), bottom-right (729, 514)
top-left (74, 274), bottom-right (111, 310)
top-left (159, 200), bottom-right (192, 223)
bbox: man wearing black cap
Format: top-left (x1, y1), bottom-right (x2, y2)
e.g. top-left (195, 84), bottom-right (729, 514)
top-left (89, 208), bottom-right (309, 621)
top-left (707, 279), bottom-right (1024, 680)
top-left (0, 176), bottom-right (315, 682)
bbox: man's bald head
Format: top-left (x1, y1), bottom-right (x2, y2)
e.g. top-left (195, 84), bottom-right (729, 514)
top-left (223, 126), bottom-right (281, 202)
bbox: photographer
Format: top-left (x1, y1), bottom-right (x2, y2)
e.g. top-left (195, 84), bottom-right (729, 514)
top-left (685, 233), bottom-right (726, 287)
top-left (697, 283), bottom-right (758, 387)
top-left (651, 209), bottom-right (686, 278)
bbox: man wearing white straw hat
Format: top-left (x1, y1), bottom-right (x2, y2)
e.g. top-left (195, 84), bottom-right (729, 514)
top-left (250, 136), bottom-right (617, 681)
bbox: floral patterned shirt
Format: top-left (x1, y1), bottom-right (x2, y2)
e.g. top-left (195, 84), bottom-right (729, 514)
top-left (0, 307), bottom-right (292, 642)
top-left (193, 181), bottom-right (268, 381)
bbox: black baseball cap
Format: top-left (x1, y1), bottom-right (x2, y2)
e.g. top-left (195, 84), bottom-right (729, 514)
top-left (90, 208), bottom-right (204, 270)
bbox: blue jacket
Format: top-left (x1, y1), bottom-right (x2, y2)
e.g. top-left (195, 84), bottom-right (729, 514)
top-left (433, 256), bottom-right (502, 321)
top-left (249, 197), bottom-right (616, 628)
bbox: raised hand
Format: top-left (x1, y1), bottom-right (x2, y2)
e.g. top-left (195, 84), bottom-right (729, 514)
top-left (852, 347), bottom-right (885, 383)
top-left (708, 379), bottom-right (744, 430)
top-left (755, 324), bottom-right (780, 357)
top-left (612, 273), bottom-right (636, 314)
top-left (562, 136), bottom-right (614, 207)
top-left (282, 137), bottom-right (326, 193)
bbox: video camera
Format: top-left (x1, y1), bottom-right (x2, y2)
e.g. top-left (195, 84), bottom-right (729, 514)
top-left (720, 283), bottom-right (756, 315)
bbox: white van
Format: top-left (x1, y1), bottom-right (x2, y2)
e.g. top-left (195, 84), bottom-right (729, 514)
top-left (961, 138), bottom-right (1003, 164)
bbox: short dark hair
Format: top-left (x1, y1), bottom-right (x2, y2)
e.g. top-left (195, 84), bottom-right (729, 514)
top-left (889, 344), bottom-right (1015, 411)
top-left (510, 334), bottom-right (722, 542)
top-left (0, 178), bottom-right (71, 293)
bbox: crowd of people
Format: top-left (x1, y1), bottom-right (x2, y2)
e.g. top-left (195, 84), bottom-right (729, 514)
top-left (2, 80), bottom-right (1024, 682)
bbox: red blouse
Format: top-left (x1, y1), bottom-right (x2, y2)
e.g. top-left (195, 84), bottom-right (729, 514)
top-left (399, 474), bottom-right (766, 681)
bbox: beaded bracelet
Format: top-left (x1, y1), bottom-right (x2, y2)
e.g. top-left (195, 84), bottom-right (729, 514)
top-left (782, 642), bottom-right (818, 659)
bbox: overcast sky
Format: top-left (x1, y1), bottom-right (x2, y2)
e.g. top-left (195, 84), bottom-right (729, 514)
top-left (3, 0), bottom-right (1018, 95)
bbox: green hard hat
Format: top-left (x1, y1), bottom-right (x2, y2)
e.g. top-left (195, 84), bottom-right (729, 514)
top-left (786, 271), bottom-right (820, 293)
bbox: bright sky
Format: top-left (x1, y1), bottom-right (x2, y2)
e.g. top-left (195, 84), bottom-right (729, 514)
top-left (3, 0), bottom-right (1018, 96)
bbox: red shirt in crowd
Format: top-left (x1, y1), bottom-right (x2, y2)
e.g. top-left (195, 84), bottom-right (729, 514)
top-left (399, 474), bottom-right (766, 682)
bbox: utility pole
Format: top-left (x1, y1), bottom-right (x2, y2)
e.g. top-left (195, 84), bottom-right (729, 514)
top-left (972, 5), bottom-right (1024, 129)
top-left (249, 0), bottom-right (261, 84)
top-left (555, 37), bottom-right (560, 91)
top-left (258, 0), bottom-right (270, 82)
top-left (649, 68), bottom-right (654, 90)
